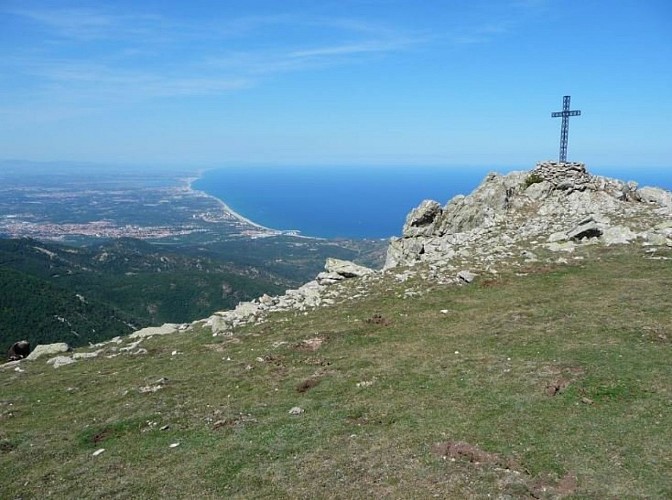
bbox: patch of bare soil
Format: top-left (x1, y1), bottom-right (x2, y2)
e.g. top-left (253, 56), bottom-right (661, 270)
top-left (531, 472), bottom-right (578, 498)
top-left (543, 366), bottom-right (584, 397)
top-left (294, 336), bottom-right (327, 352)
top-left (211, 412), bottom-right (257, 431)
top-left (296, 378), bottom-right (321, 393)
top-left (431, 441), bottom-right (516, 469)
top-left (365, 314), bottom-right (391, 326)
top-left (432, 440), bottom-right (578, 497)
top-left (545, 378), bottom-right (571, 396)
top-left (302, 356), bottom-right (331, 366)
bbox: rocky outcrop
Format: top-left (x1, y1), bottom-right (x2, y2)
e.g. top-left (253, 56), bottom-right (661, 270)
top-left (129, 324), bottom-right (182, 339)
top-left (26, 342), bottom-right (71, 361)
top-left (203, 258), bottom-right (374, 335)
top-left (384, 161), bottom-right (672, 270)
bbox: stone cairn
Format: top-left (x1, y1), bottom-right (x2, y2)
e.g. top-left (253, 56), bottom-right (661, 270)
top-left (530, 161), bottom-right (591, 191)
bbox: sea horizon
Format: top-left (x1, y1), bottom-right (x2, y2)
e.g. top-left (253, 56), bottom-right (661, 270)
top-left (192, 164), bottom-right (672, 239)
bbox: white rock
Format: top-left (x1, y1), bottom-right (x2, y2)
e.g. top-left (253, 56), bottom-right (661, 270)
top-left (288, 407), bottom-right (305, 416)
top-left (72, 350), bottom-right (101, 360)
top-left (47, 356), bottom-right (76, 368)
top-left (457, 270), bottom-right (476, 283)
top-left (92, 448), bottom-right (106, 457)
top-left (129, 324), bottom-right (179, 339)
top-left (325, 258), bottom-right (374, 278)
top-left (26, 343), bottom-right (71, 361)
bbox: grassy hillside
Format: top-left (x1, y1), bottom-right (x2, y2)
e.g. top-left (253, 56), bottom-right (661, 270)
top-left (1, 246), bottom-right (670, 498)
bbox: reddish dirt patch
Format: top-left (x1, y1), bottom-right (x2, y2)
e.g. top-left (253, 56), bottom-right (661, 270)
top-left (545, 378), bottom-right (571, 396)
top-left (480, 278), bottom-right (504, 288)
top-left (532, 472), bottom-right (578, 498)
top-left (543, 366), bottom-right (585, 397)
top-left (295, 337), bottom-right (327, 352)
top-left (296, 378), bottom-right (321, 393)
top-left (365, 314), bottom-right (391, 326)
top-left (432, 441), bottom-right (515, 469)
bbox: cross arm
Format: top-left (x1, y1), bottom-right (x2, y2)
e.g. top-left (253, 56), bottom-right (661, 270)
top-left (552, 110), bottom-right (581, 117)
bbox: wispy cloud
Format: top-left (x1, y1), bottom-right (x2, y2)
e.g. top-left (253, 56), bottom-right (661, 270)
top-left (289, 37), bottom-right (421, 59)
top-left (2, 6), bottom-right (424, 114)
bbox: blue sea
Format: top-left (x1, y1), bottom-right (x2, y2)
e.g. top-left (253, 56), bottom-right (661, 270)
top-left (192, 165), bottom-right (672, 239)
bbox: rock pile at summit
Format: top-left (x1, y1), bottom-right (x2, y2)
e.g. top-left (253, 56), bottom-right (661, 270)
top-left (385, 161), bottom-right (672, 270)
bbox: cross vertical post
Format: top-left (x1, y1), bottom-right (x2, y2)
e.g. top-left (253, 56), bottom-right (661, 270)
top-left (551, 95), bottom-right (581, 163)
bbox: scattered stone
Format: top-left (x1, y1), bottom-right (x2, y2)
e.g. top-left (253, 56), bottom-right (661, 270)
top-left (139, 378), bottom-right (168, 393)
top-left (288, 407), bottom-right (305, 416)
top-left (26, 343), bottom-right (71, 361)
top-left (169, 443), bottom-right (180, 448)
top-left (356, 380), bottom-right (375, 388)
top-left (457, 270), bottom-right (476, 283)
top-left (92, 448), bottom-right (105, 457)
top-left (72, 350), bottom-right (101, 360)
top-left (47, 356), bottom-right (76, 369)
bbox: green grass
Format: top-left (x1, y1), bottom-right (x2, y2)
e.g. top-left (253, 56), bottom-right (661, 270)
top-left (1, 246), bottom-right (671, 498)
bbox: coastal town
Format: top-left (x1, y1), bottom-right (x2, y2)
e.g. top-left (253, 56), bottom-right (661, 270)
top-left (0, 169), bottom-right (285, 243)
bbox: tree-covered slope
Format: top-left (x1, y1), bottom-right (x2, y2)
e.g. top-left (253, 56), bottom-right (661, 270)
top-left (0, 238), bottom-right (287, 348)
top-left (0, 267), bottom-right (140, 348)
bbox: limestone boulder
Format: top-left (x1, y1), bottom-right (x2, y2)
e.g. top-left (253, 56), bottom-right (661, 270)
top-left (129, 324), bottom-right (179, 339)
top-left (566, 215), bottom-right (608, 241)
top-left (324, 258), bottom-right (374, 278)
top-left (637, 187), bottom-right (672, 208)
top-left (26, 342), bottom-right (71, 361)
top-left (601, 226), bottom-right (637, 245)
top-left (316, 272), bottom-right (344, 286)
top-left (402, 200), bottom-right (442, 237)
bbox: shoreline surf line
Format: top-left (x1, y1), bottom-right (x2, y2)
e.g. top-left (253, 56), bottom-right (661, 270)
top-left (182, 172), bottom-right (322, 240)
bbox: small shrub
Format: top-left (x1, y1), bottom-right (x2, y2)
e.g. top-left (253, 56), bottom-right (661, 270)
top-left (523, 173), bottom-right (544, 188)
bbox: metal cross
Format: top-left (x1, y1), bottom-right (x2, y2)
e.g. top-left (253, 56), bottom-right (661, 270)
top-left (551, 96), bottom-right (581, 163)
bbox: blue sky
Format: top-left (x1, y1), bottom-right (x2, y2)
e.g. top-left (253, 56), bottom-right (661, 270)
top-left (1, 0), bottom-right (670, 168)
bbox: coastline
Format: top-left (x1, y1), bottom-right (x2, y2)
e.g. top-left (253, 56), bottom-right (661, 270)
top-left (182, 171), bottom-right (308, 238)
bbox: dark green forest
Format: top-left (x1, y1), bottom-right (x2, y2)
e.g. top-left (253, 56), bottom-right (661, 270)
top-left (0, 238), bottom-right (287, 350)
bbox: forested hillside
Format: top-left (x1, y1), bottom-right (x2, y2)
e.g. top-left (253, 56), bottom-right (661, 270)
top-left (0, 238), bottom-right (288, 349)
